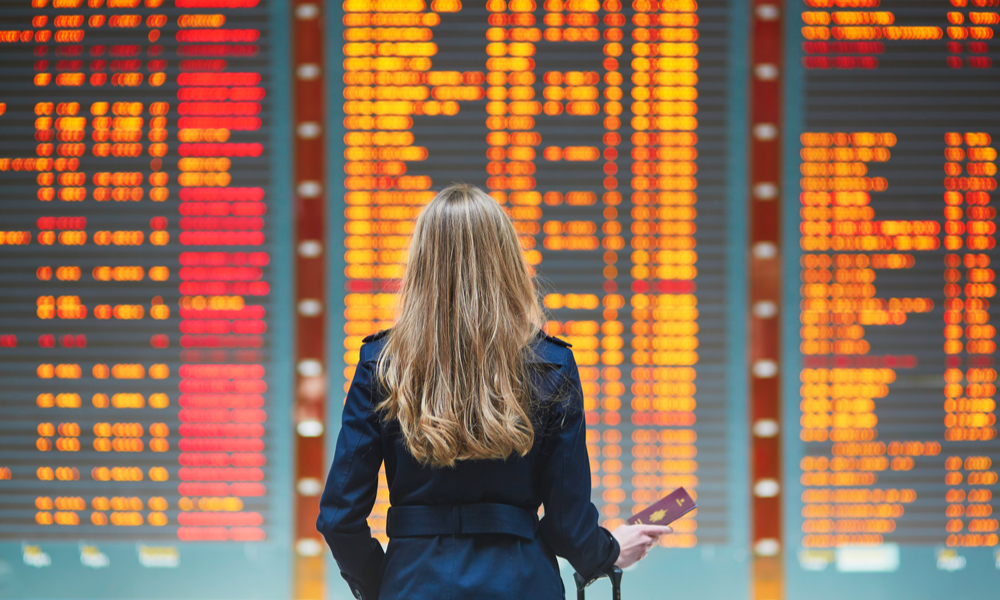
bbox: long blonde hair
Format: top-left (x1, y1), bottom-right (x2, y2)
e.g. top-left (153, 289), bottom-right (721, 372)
top-left (375, 184), bottom-right (545, 468)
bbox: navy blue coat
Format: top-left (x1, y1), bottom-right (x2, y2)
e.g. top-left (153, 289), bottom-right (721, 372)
top-left (317, 330), bottom-right (620, 600)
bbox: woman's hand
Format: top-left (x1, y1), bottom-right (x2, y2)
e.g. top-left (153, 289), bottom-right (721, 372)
top-left (611, 523), bottom-right (673, 569)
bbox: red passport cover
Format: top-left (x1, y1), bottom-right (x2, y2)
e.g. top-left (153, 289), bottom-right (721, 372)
top-left (626, 487), bottom-right (697, 526)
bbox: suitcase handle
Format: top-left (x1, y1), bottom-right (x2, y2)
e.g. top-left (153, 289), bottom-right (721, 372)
top-left (573, 565), bottom-right (622, 600)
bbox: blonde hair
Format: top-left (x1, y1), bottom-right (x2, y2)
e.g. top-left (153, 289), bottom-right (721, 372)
top-left (375, 184), bottom-right (545, 468)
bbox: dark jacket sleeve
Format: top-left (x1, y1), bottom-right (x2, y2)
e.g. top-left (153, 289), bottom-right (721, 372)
top-left (316, 355), bottom-right (385, 600)
top-left (537, 355), bottom-right (620, 582)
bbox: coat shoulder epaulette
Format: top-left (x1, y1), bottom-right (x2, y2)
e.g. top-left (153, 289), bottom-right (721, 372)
top-left (361, 329), bottom-right (391, 344)
top-left (541, 332), bottom-right (572, 348)
top-left (527, 330), bottom-right (572, 366)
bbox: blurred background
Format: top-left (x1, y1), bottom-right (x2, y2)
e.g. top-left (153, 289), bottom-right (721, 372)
top-left (1, 0), bottom-right (999, 598)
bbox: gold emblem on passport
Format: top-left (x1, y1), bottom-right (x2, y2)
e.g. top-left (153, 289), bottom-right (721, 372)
top-left (627, 487), bottom-right (697, 527)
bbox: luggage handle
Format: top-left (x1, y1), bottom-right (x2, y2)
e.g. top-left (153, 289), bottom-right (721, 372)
top-left (573, 565), bottom-right (622, 600)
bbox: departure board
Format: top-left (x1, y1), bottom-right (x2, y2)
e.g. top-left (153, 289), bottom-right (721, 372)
top-left (329, 0), bottom-right (749, 596)
top-left (784, 0), bottom-right (1000, 596)
top-left (0, 0), bottom-right (292, 597)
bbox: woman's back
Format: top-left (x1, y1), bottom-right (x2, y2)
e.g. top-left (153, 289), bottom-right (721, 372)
top-left (319, 329), bottom-right (618, 600)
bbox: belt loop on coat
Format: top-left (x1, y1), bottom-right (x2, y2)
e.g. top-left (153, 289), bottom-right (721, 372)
top-left (451, 505), bottom-right (461, 535)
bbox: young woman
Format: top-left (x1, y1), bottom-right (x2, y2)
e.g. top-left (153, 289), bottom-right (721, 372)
top-left (317, 184), bottom-right (671, 600)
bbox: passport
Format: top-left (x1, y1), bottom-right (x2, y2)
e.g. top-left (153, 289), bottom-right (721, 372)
top-left (626, 487), bottom-right (697, 526)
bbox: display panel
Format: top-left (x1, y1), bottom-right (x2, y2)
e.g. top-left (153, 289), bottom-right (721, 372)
top-left (329, 0), bottom-right (748, 596)
top-left (784, 0), bottom-right (1000, 596)
top-left (0, 0), bottom-right (292, 596)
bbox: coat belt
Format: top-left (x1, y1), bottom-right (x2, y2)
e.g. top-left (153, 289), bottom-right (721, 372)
top-left (386, 503), bottom-right (538, 540)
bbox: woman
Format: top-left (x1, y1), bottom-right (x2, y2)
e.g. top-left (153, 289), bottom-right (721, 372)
top-left (317, 184), bottom-right (671, 600)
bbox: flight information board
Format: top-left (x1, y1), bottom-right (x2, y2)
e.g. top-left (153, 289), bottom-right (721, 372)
top-left (784, 0), bottom-right (1000, 596)
top-left (0, 0), bottom-right (292, 597)
top-left (329, 0), bottom-right (748, 596)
